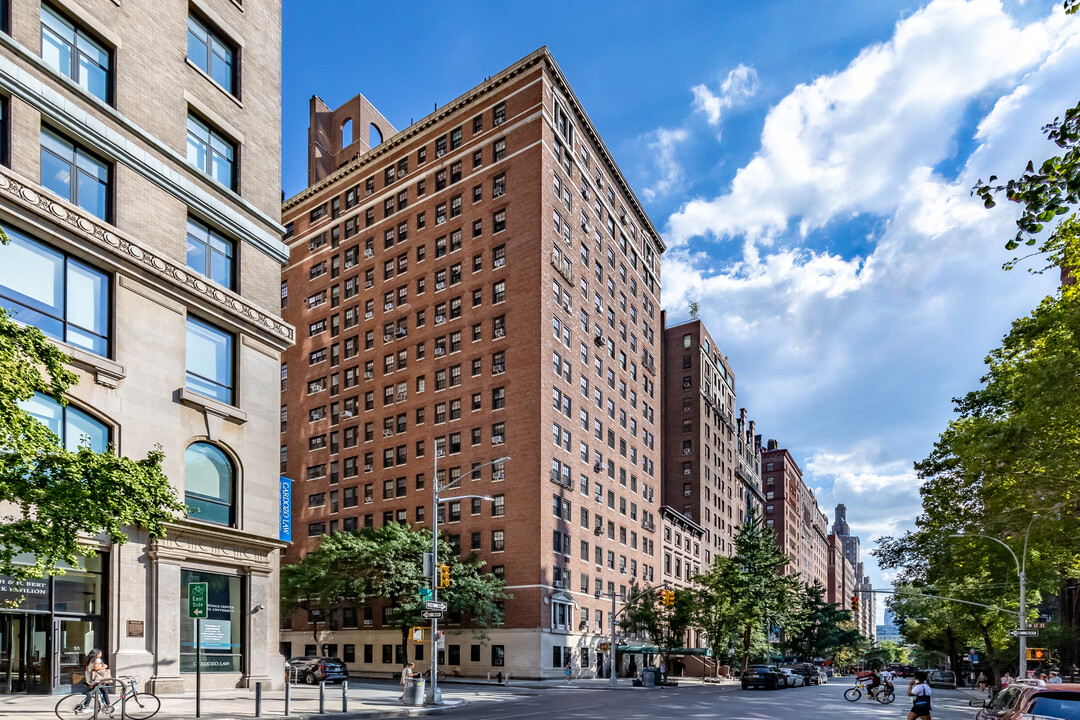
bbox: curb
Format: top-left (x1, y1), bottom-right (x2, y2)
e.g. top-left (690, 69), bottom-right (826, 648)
top-left (151, 698), bottom-right (469, 720)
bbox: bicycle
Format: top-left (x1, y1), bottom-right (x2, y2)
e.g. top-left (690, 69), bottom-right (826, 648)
top-left (419, 668), bottom-right (447, 682)
top-left (843, 678), bottom-right (895, 704)
top-left (55, 676), bottom-right (161, 720)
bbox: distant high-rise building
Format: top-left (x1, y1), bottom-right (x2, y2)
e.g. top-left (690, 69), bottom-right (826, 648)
top-left (761, 441), bottom-right (829, 590)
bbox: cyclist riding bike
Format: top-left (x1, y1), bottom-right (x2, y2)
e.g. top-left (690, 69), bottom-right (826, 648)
top-left (857, 669), bottom-right (882, 698)
top-left (881, 669), bottom-right (896, 693)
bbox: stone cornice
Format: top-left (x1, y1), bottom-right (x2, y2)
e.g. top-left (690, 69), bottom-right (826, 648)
top-left (0, 38), bottom-right (288, 262)
top-left (0, 166), bottom-right (294, 348)
top-left (149, 520), bottom-right (285, 572)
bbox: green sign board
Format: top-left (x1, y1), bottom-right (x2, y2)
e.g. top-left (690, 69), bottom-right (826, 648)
top-left (188, 582), bottom-right (208, 619)
top-left (419, 587), bottom-right (433, 601)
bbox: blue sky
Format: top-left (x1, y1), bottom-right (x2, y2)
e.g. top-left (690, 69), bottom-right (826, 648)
top-left (282, 0), bottom-right (1080, 622)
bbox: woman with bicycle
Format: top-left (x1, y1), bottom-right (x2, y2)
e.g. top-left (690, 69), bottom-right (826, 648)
top-left (85, 649), bottom-right (110, 707)
top-left (907, 670), bottom-right (933, 720)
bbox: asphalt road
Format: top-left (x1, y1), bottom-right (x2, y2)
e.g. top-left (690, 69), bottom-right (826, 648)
top-left (441, 681), bottom-right (980, 720)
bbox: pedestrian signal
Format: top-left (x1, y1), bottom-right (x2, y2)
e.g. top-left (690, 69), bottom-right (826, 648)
top-left (1026, 648), bottom-right (1048, 661)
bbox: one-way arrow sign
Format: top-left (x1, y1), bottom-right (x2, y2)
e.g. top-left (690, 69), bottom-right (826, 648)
top-left (1010, 629), bottom-right (1038, 637)
top-left (425, 601), bottom-right (447, 611)
top-left (421, 610), bottom-right (444, 619)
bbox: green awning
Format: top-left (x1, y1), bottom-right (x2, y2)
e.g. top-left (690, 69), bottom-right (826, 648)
top-left (616, 645), bottom-right (659, 653)
top-left (615, 645), bottom-right (712, 656)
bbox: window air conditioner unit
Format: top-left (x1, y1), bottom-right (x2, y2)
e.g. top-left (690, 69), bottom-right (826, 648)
top-left (345, 260), bottom-right (356, 269)
top-left (436, 149), bottom-right (446, 157)
top-left (364, 371), bottom-right (373, 379)
top-left (553, 580), bottom-right (564, 588)
top-left (435, 348), bottom-right (446, 357)
top-left (493, 471), bottom-right (504, 480)
top-left (593, 463), bottom-right (602, 473)
top-left (492, 364), bottom-right (505, 374)
top-left (398, 169), bottom-right (406, 178)
top-left (494, 328), bottom-right (505, 338)
top-left (683, 469), bottom-right (691, 476)
top-left (384, 334), bottom-right (393, 342)
top-left (384, 429), bottom-right (393, 437)
top-left (682, 448), bottom-right (692, 455)
top-left (494, 117), bottom-right (505, 126)
top-left (397, 328), bottom-right (407, 336)
top-left (436, 315), bottom-right (446, 324)
top-left (493, 188), bottom-right (505, 198)
top-left (364, 497), bottom-right (373, 504)
top-left (594, 527), bottom-right (603, 535)
top-left (365, 311), bottom-right (373, 319)
top-left (385, 303), bottom-right (394, 311)
top-left (342, 410), bottom-right (354, 418)
top-left (436, 216), bottom-right (446, 225)
top-left (436, 282), bottom-right (446, 291)
top-left (364, 248), bottom-right (373, 257)
top-left (594, 335), bottom-right (604, 346)
top-left (364, 464), bottom-right (373, 472)
top-left (363, 619), bottom-right (372, 624)
top-left (493, 258), bottom-right (506, 269)
top-left (397, 392), bottom-right (407, 401)
top-left (492, 435), bottom-right (504, 445)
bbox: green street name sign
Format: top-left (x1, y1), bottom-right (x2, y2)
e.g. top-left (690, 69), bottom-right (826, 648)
top-left (188, 582), bottom-right (208, 619)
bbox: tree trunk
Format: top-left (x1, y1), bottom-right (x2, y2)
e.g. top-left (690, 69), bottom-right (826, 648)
top-left (741, 624), bottom-right (752, 676)
top-left (980, 624), bottom-right (1002, 691)
top-left (943, 626), bottom-right (962, 678)
top-left (1061, 576), bottom-right (1080, 677)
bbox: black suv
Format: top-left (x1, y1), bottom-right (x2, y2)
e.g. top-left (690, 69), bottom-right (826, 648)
top-left (742, 665), bottom-right (783, 690)
top-left (783, 662), bottom-right (822, 685)
top-left (286, 656), bottom-right (349, 684)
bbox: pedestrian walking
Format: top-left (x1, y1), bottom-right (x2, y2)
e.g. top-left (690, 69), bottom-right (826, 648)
top-left (907, 670), bottom-right (933, 720)
top-left (85, 649), bottom-right (111, 711)
top-left (977, 671), bottom-right (987, 694)
top-left (968, 670), bottom-right (976, 689)
top-left (564, 661), bottom-right (572, 684)
top-left (398, 661), bottom-right (416, 703)
top-left (1002, 672), bottom-right (1013, 688)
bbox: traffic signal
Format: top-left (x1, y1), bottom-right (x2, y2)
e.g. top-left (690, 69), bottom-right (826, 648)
top-left (436, 564), bottom-right (450, 588)
top-left (1027, 648), bottom-right (1048, 661)
top-left (851, 595), bottom-right (859, 611)
top-left (661, 589), bottom-right (675, 607)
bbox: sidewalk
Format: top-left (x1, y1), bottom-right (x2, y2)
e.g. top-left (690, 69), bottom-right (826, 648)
top-left (0, 682), bottom-right (521, 720)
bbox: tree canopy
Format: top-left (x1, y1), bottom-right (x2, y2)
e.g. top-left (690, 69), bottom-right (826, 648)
top-left (281, 524), bottom-right (509, 649)
top-left (0, 300), bottom-right (183, 580)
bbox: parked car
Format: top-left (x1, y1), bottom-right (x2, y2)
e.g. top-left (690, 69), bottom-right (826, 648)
top-left (779, 667), bottom-right (805, 687)
top-left (972, 681), bottom-right (1080, 720)
top-left (286, 656), bottom-right (349, 684)
top-left (814, 666), bottom-right (829, 684)
top-left (741, 665), bottom-right (784, 690)
top-left (927, 669), bottom-right (956, 689)
top-left (782, 663), bottom-right (822, 685)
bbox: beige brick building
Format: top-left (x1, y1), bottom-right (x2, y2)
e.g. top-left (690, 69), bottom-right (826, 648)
top-left (0, 0), bottom-right (291, 695)
top-left (278, 48), bottom-right (665, 680)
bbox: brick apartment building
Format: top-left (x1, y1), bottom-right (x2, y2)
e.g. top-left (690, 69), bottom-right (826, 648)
top-left (659, 318), bottom-right (763, 567)
top-left (761, 442), bottom-right (829, 590)
top-left (0, 0), bottom-right (290, 695)
top-left (278, 48), bottom-right (666, 680)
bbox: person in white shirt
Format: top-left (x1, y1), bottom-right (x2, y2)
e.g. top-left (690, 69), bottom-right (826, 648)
top-left (881, 669), bottom-right (895, 692)
top-left (1049, 671), bottom-right (1063, 684)
top-left (907, 670), bottom-right (933, 720)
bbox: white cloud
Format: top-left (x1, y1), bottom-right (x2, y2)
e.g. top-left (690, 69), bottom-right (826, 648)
top-left (691, 64), bottom-right (760, 136)
top-left (668, 0), bottom-right (1077, 245)
top-left (641, 128), bottom-right (689, 202)
top-left (659, 0), bottom-right (1080, 608)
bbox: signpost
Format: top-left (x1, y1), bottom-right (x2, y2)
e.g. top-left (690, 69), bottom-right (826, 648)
top-left (421, 610), bottom-right (444, 620)
top-left (425, 601), bottom-right (447, 612)
top-left (188, 582), bottom-right (208, 718)
top-left (1010, 629), bottom-right (1039, 638)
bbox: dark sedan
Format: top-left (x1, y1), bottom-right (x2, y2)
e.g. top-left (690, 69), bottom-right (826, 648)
top-left (741, 665), bottom-right (784, 690)
top-left (286, 656), bottom-right (350, 684)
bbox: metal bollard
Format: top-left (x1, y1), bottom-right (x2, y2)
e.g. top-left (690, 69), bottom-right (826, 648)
top-left (341, 680), bottom-right (348, 712)
top-left (284, 678), bottom-right (292, 717)
top-left (255, 681), bottom-right (262, 717)
top-left (318, 681), bottom-right (325, 714)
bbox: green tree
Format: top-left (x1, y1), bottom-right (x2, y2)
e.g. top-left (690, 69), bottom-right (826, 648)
top-left (0, 302), bottom-right (183, 581)
top-left (726, 510), bottom-right (799, 673)
top-left (281, 525), bottom-right (509, 656)
top-left (621, 585), bottom-right (695, 680)
top-left (781, 581), bottom-right (863, 661)
top-left (693, 556), bottom-right (742, 675)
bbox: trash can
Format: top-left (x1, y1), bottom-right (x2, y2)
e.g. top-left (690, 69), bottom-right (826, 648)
top-left (642, 668), bottom-right (656, 688)
top-left (403, 677), bottom-right (426, 706)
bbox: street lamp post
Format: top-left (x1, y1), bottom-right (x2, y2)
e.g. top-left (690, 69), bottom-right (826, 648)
top-left (950, 513), bottom-right (1039, 679)
top-left (427, 454), bottom-right (510, 705)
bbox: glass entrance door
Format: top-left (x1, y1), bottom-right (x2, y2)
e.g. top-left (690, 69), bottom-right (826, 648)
top-left (57, 618), bottom-right (98, 692)
top-left (0, 614), bottom-right (50, 693)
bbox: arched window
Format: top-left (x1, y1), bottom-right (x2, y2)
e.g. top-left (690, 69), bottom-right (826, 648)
top-left (368, 123), bottom-right (382, 147)
top-left (184, 442), bottom-right (235, 526)
top-left (21, 392), bottom-right (109, 451)
top-left (341, 118), bottom-right (353, 149)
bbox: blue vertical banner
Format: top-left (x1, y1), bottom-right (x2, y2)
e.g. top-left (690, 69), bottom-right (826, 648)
top-left (279, 476), bottom-right (293, 542)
